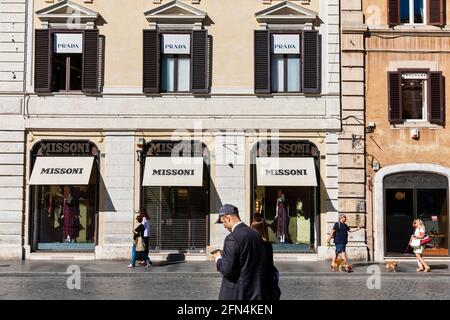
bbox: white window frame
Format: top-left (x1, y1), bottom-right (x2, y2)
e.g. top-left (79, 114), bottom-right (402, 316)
top-left (401, 72), bottom-right (428, 123)
top-left (401, 0), bottom-right (427, 25)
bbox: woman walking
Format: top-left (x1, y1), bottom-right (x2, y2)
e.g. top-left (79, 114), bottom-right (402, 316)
top-left (251, 217), bottom-right (281, 300)
top-left (139, 210), bottom-right (152, 267)
top-left (128, 215), bottom-right (149, 268)
top-left (410, 219), bottom-right (431, 272)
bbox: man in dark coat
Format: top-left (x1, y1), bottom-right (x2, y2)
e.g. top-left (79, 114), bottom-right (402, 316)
top-left (213, 204), bottom-right (267, 300)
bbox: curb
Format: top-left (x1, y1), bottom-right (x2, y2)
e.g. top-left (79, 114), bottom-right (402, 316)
top-left (1, 271), bottom-right (449, 277)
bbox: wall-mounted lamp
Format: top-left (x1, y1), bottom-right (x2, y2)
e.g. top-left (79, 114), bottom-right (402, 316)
top-left (365, 122), bottom-right (376, 134)
top-left (136, 138), bottom-right (146, 163)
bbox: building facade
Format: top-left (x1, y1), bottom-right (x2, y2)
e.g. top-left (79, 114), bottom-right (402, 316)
top-left (0, 0), bottom-right (373, 261)
top-left (343, 0), bottom-right (450, 261)
top-left (0, 0), bottom-right (28, 259)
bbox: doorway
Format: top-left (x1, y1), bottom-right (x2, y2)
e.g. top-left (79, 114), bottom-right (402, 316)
top-left (384, 172), bottom-right (449, 256)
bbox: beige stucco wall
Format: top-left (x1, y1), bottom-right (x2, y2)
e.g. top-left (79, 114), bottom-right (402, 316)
top-left (34, 0), bottom-right (322, 89)
top-left (365, 35), bottom-right (450, 177)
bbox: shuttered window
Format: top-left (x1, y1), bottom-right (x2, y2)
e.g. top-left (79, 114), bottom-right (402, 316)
top-left (388, 70), bottom-right (445, 125)
top-left (389, 0), bottom-right (445, 26)
top-left (429, 71), bottom-right (445, 125)
top-left (143, 30), bottom-right (160, 94)
top-left (254, 30), bottom-right (271, 94)
top-left (388, 72), bottom-right (402, 123)
top-left (254, 30), bottom-right (320, 94)
top-left (191, 30), bottom-right (208, 94)
top-left (82, 29), bottom-right (99, 93)
top-left (429, 0), bottom-right (445, 26)
top-left (34, 29), bottom-right (100, 94)
top-left (302, 30), bottom-right (321, 94)
top-left (143, 29), bottom-right (209, 94)
top-left (34, 29), bottom-right (52, 93)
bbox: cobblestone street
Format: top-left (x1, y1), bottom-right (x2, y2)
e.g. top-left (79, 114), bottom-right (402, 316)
top-left (0, 261), bottom-right (449, 300)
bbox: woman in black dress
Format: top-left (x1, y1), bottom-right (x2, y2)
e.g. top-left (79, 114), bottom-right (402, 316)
top-left (251, 217), bottom-right (281, 300)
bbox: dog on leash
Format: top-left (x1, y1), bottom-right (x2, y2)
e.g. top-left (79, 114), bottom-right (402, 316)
top-left (385, 261), bottom-right (398, 272)
top-left (332, 258), bottom-right (352, 272)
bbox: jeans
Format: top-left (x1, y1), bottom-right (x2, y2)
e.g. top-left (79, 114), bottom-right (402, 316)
top-left (130, 243), bottom-right (137, 266)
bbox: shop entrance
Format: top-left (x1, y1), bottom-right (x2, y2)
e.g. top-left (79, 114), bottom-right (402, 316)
top-left (140, 140), bottom-right (210, 252)
top-left (385, 172), bottom-right (449, 256)
top-left (29, 140), bottom-right (99, 252)
top-left (251, 140), bottom-right (320, 252)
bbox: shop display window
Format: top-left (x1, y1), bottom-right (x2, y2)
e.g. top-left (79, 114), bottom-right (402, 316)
top-left (32, 185), bottom-right (96, 250)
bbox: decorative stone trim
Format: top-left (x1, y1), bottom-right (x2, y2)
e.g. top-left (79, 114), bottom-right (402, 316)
top-left (373, 163), bottom-right (450, 261)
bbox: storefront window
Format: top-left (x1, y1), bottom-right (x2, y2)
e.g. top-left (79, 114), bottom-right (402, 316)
top-left (385, 172), bottom-right (449, 257)
top-left (29, 140), bottom-right (99, 252)
top-left (252, 141), bottom-right (319, 252)
top-left (33, 185), bottom-right (96, 249)
top-left (140, 141), bottom-right (210, 251)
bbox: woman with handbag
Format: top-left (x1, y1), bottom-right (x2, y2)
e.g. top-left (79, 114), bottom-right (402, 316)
top-left (251, 217), bottom-right (281, 300)
top-left (127, 215), bottom-right (149, 268)
top-left (409, 219), bottom-right (431, 272)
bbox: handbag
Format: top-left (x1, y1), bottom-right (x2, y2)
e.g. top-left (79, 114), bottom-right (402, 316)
top-left (421, 234), bottom-right (431, 245)
top-left (135, 236), bottom-right (145, 252)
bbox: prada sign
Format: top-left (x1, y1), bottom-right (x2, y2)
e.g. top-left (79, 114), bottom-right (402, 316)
top-left (272, 34), bottom-right (300, 54)
top-left (256, 157), bottom-right (317, 186)
top-left (142, 157), bottom-right (204, 187)
top-left (29, 157), bottom-right (94, 185)
top-left (33, 141), bottom-right (97, 156)
top-left (161, 34), bottom-right (191, 54)
top-left (54, 33), bottom-right (83, 54)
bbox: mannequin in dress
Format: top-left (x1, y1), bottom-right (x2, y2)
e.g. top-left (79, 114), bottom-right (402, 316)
top-left (60, 186), bottom-right (81, 243)
top-left (275, 189), bottom-right (289, 243)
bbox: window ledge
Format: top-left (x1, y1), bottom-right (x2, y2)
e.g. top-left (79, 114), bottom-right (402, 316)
top-left (391, 122), bottom-right (440, 129)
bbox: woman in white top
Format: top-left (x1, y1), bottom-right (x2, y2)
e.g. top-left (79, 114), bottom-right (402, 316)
top-left (410, 219), bottom-right (431, 272)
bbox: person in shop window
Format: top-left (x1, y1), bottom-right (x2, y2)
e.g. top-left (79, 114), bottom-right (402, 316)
top-left (275, 189), bottom-right (289, 243)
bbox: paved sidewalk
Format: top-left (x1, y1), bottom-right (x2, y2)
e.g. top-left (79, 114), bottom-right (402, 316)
top-left (0, 260), bottom-right (449, 276)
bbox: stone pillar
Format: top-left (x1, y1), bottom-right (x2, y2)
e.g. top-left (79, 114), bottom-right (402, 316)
top-left (339, 0), bottom-right (368, 260)
top-left (210, 132), bottom-right (246, 248)
top-left (96, 132), bottom-right (135, 259)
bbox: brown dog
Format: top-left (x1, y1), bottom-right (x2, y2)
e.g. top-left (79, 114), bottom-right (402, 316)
top-left (385, 261), bottom-right (398, 272)
top-left (332, 258), bottom-right (352, 272)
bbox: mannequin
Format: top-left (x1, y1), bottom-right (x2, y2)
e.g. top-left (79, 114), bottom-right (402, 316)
top-left (60, 186), bottom-right (81, 243)
top-left (275, 189), bottom-right (289, 243)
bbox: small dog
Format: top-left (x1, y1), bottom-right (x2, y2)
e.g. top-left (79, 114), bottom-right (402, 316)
top-left (385, 261), bottom-right (398, 272)
top-left (332, 258), bottom-right (352, 272)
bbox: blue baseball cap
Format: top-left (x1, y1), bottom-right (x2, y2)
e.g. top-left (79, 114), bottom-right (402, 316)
top-left (216, 204), bottom-right (239, 224)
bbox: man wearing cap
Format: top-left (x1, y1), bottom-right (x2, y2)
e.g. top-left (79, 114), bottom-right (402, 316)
top-left (213, 204), bottom-right (267, 300)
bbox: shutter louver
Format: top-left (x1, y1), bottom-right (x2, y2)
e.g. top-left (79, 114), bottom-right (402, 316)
top-left (388, 0), bottom-right (400, 26)
top-left (302, 30), bottom-right (321, 94)
top-left (143, 29), bottom-right (160, 94)
top-left (388, 72), bottom-right (402, 124)
top-left (34, 29), bottom-right (51, 93)
top-left (429, 71), bottom-right (445, 125)
top-left (254, 30), bottom-right (270, 94)
top-left (83, 29), bottom-right (99, 93)
top-left (191, 30), bottom-right (209, 94)
top-left (429, 0), bottom-right (445, 26)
